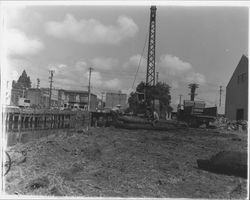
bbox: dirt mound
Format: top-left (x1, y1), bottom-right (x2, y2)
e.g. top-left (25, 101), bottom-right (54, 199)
top-left (197, 151), bottom-right (247, 178)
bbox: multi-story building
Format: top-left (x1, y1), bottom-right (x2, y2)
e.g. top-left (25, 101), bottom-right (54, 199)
top-left (10, 88), bottom-right (25, 106)
top-left (225, 55), bottom-right (248, 120)
top-left (27, 88), bottom-right (59, 108)
top-left (58, 89), bottom-right (97, 111)
top-left (26, 88), bottom-right (41, 107)
top-left (105, 91), bottom-right (127, 109)
top-left (25, 88), bottom-right (97, 110)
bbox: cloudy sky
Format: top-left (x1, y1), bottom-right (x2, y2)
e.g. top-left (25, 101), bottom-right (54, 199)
top-left (2, 3), bottom-right (248, 112)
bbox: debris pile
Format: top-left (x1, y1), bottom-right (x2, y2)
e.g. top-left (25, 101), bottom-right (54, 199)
top-left (213, 117), bottom-right (247, 131)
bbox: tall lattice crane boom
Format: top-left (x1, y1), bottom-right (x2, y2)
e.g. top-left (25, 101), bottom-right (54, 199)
top-left (146, 5), bottom-right (157, 87)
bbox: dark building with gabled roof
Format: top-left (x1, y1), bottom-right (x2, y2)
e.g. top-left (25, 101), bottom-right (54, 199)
top-left (225, 55), bottom-right (248, 120)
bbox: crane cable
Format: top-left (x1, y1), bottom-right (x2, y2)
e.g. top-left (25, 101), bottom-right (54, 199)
top-left (131, 30), bottom-right (148, 90)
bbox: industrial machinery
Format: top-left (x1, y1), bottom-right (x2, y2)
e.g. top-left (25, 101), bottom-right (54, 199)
top-left (177, 100), bottom-right (217, 128)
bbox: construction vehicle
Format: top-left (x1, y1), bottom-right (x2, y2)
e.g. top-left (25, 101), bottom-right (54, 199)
top-left (177, 100), bottom-right (217, 128)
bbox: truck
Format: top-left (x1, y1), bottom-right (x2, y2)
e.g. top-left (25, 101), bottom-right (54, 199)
top-left (177, 100), bottom-right (217, 128)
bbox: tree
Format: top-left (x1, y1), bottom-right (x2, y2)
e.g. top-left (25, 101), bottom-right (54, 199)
top-left (128, 81), bottom-right (172, 117)
top-left (12, 70), bottom-right (32, 89)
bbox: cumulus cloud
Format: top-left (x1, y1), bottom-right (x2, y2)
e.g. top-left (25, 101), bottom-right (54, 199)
top-left (75, 61), bottom-right (88, 71)
top-left (45, 14), bottom-right (138, 44)
top-left (121, 54), bottom-right (147, 87)
top-left (91, 57), bottom-right (118, 70)
top-left (5, 29), bottom-right (44, 56)
top-left (123, 54), bottom-right (147, 71)
top-left (105, 78), bottom-right (121, 88)
top-left (89, 72), bottom-right (121, 89)
top-left (159, 54), bottom-right (192, 75)
top-left (157, 53), bottom-right (206, 87)
top-left (185, 72), bottom-right (206, 85)
top-left (58, 64), bottom-right (67, 69)
top-left (51, 60), bottom-right (122, 91)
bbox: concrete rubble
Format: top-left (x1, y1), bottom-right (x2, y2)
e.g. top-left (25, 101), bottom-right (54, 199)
top-left (212, 117), bottom-right (248, 131)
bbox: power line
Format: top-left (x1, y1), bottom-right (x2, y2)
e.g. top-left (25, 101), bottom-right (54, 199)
top-left (97, 72), bottom-right (142, 79)
top-left (132, 27), bottom-right (148, 89)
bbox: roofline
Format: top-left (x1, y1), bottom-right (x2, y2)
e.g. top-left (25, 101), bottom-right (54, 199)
top-left (59, 89), bottom-right (97, 96)
top-left (27, 88), bottom-right (97, 96)
top-left (226, 54), bottom-right (248, 89)
top-left (106, 92), bottom-right (127, 95)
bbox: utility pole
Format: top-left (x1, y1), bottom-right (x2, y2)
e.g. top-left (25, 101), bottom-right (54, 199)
top-left (49, 70), bottom-right (55, 109)
top-left (88, 67), bottom-right (93, 111)
top-left (37, 78), bottom-right (40, 89)
top-left (179, 94), bottom-right (183, 105)
top-left (156, 71), bottom-right (159, 84)
top-left (22, 89), bottom-right (25, 98)
top-left (101, 92), bottom-right (105, 110)
top-left (219, 85), bottom-right (223, 107)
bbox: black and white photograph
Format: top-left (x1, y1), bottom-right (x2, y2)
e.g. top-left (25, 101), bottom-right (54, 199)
top-left (0, 1), bottom-right (248, 198)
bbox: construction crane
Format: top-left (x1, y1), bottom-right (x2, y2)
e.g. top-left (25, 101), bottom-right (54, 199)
top-left (131, 6), bottom-right (157, 112)
top-left (145, 5), bottom-right (157, 106)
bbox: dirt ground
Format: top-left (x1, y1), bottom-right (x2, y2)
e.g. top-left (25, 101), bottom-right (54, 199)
top-left (4, 126), bottom-right (248, 198)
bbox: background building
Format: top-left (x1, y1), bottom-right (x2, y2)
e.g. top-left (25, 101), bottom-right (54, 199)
top-left (58, 90), bottom-right (97, 111)
top-left (225, 55), bottom-right (248, 120)
top-left (16, 87), bottom-right (97, 110)
top-left (27, 88), bottom-right (59, 108)
top-left (10, 88), bottom-right (25, 106)
top-left (27, 88), bottom-right (41, 107)
top-left (105, 91), bottom-right (127, 109)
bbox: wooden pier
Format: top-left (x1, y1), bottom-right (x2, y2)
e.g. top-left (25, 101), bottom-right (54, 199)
top-left (3, 107), bottom-right (89, 132)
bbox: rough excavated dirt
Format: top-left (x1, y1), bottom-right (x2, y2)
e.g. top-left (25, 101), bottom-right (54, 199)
top-left (4, 127), bottom-right (248, 198)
